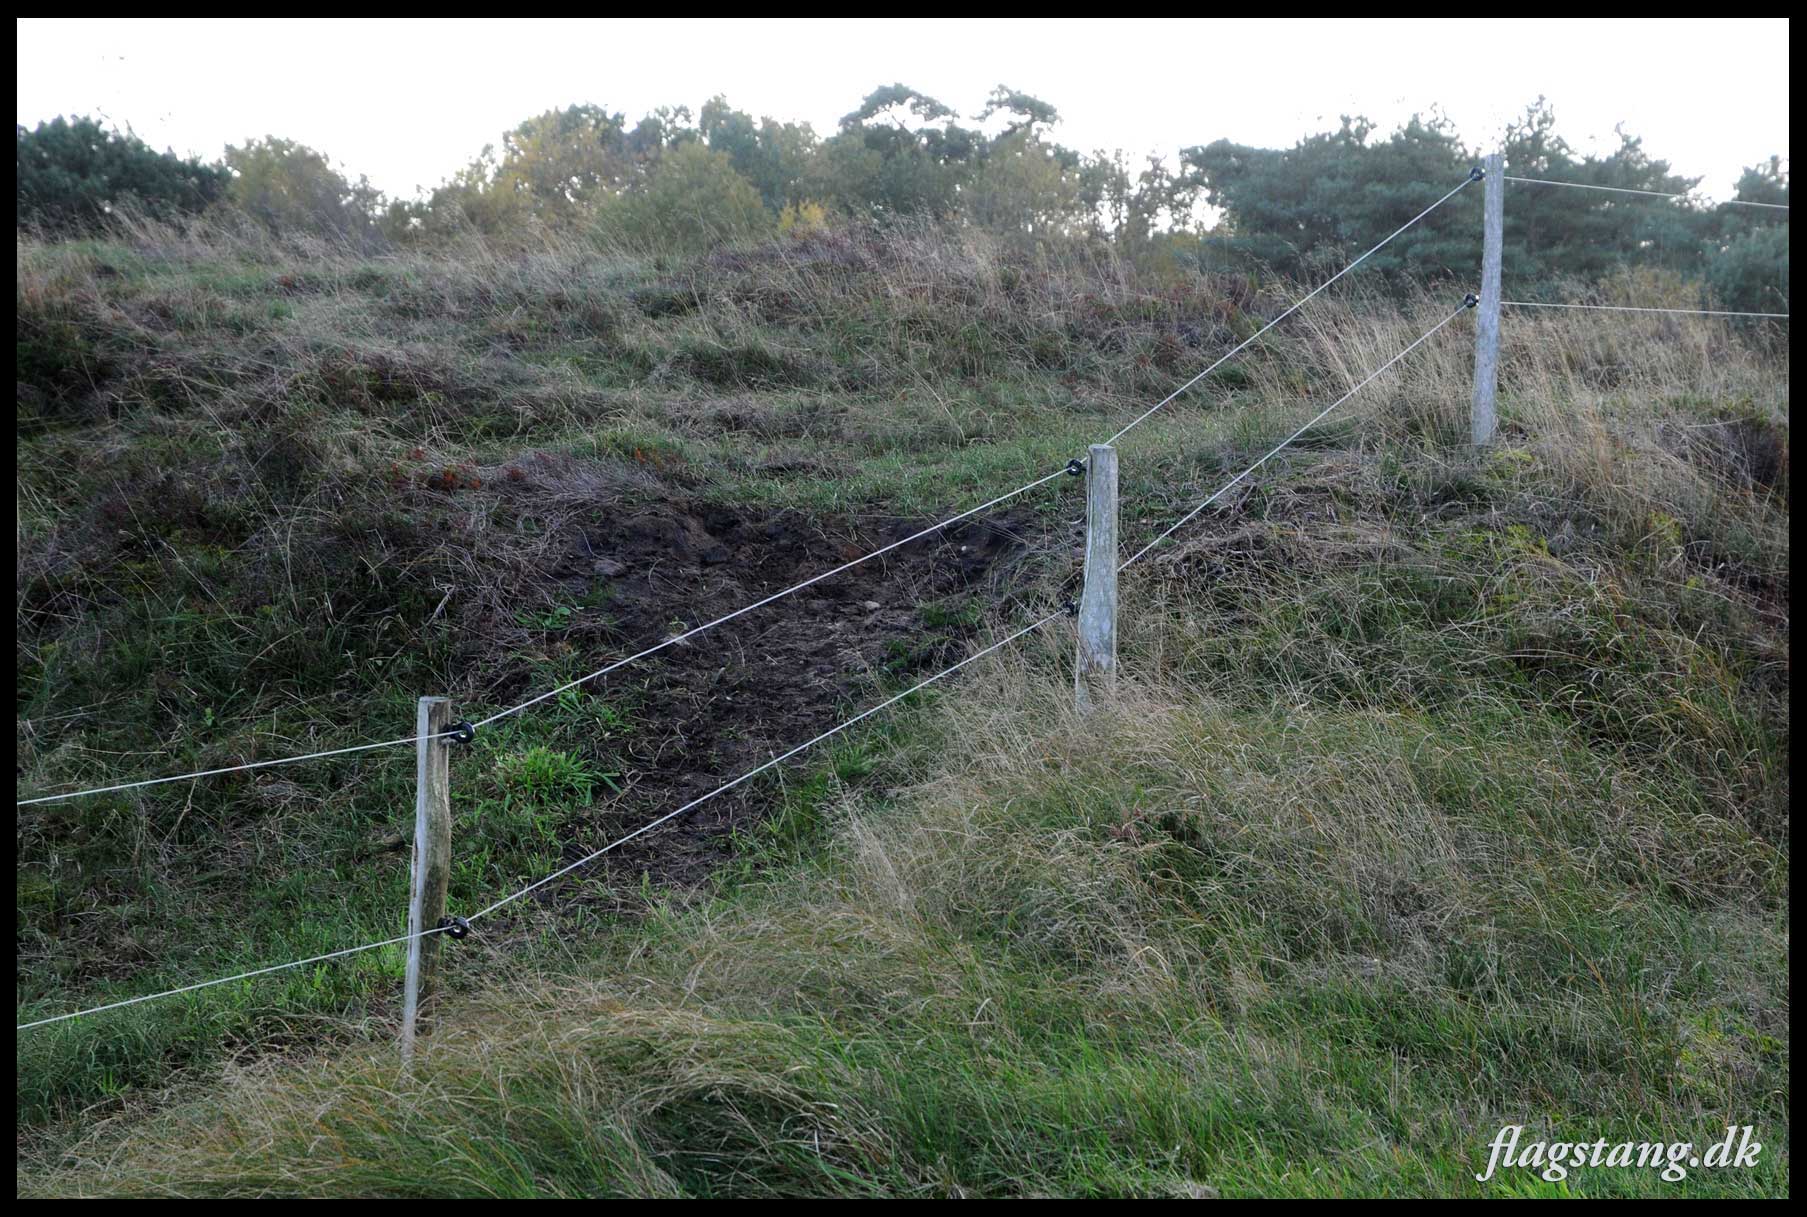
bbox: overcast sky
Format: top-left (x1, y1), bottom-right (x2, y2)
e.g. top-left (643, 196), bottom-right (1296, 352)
top-left (16, 19), bottom-right (1791, 203)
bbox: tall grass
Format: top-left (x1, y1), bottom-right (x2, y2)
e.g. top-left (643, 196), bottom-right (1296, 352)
top-left (21, 651), bottom-right (1788, 1196)
top-left (16, 214), bottom-right (1789, 1196)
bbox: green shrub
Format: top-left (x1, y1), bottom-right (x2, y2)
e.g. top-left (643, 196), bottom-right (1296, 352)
top-left (598, 144), bottom-right (772, 256)
top-left (17, 116), bottom-right (228, 232)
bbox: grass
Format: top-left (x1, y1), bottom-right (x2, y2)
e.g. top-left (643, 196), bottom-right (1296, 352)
top-left (15, 215), bottom-right (1789, 1196)
top-left (20, 664), bottom-right (1789, 1196)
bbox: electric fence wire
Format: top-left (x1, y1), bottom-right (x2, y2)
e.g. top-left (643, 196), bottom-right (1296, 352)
top-left (16, 925), bottom-right (447, 1031)
top-left (468, 475), bottom-right (1069, 730)
top-left (1501, 300), bottom-right (1788, 320)
top-left (15, 734), bottom-right (444, 808)
top-left (1120, 300), bottom-right (1473, 571)
top-left (1503, 175), bottom-right (1790, 210)
top-left (1102, 172), bottom-right (1479, 445)
top-left (466, 611), bottom-right (1065, 921)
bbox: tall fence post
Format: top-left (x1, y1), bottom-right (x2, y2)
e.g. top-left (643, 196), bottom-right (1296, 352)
top-left (1075, 444), bottom-right (1119, 713)
top-left (400, 695), bottom-right (453, 1066)
top-left (1472, 150), bottom-right (1504, 446)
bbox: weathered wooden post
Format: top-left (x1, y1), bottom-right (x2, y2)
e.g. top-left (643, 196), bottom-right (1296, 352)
top-left (400, 696), bottom-right (453, 1066)
top-left (1472, 151), bottom-right (1504, 446)
top-left (1075, 444), bottom-right (1119, 712)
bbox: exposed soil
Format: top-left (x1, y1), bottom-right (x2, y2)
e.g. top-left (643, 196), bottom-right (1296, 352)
top-left (489, 494), bottom-right (1065, 904)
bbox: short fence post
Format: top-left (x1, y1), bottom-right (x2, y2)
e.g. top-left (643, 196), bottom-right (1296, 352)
top-left (400, 695), bottom-right (453, 1067)
top-left (1472, 150), bottom-right (1504, 446)
top-left (1075, 444), bottom-right (1119, 712)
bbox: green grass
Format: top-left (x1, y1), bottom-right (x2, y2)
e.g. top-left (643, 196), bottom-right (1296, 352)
top-left (15, 217), bottom-right (1789, 1195)
top-left (19, 666), bottom-right (1789, 1196)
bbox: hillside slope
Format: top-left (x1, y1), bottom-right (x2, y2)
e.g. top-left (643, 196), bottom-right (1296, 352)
top-left (16, 220), bottom-right (1789, 1196)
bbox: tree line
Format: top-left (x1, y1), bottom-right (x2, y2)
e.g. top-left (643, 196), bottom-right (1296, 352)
top-left (15, 88), bottom-right (1789, 310)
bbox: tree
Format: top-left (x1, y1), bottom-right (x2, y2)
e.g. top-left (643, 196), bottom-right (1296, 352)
top-left (491, 105), bottom-right (634, 228)
top-left (414, 105), bottom-right (642, 237)
top-left (1182, 101), bottom-right (1738, 291)
top-left (964, 87), bottom-right (1096, 239)
top-left (1183, 112), bottom-right (1475, 283)
top-left (812, 84), bottom-right (979, 219)
top-left (624, 105), bottom-right (700, 165)
top-left (1730, 156), bottom-right (1789, 211)
top-left (598, 142), bottom-right (771, 255)
top-left (977, 85), bottom-right (1059, 138)
top-left (699, 96), bottom-right (816, 212)
top-left (421, 146), bottom-right (525, 236)
top-left (1118, 154), bottom-right (1199, 251)
top-left (1704, 158), bottom-right (1788, 315)
top-left (1709, 224), bottom-right (1789, 315)
top-left (1498, 101), bottom-right (1710, 288)
top-left (17, 115), bottom-right (227, 231)
top-left (966, 128), bottom-right (1086, 237)
top-left (224, 137), bottom-right (384, 243)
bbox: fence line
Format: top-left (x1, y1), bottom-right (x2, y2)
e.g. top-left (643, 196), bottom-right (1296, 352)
top-left (474, 299), bottom-right (1478, 924)
top-left (1503, 175), bottom-right (1790, 210)
top-left (1501, 300), bottom-right (1789, 320)
top-left (16, 172), bottom-right (1480, 810)
top-left (17, 299), bottom-right (1471, 1034)
top-left (16, 616), bottom-right (1061, 1032)
top-left (16, 146), bottom-right (1789, 1029)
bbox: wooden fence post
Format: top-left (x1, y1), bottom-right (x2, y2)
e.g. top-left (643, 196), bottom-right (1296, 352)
top-left (1075, 444), bottom-right (1119, 712)
top-left (400, 696), bottom-right (453, 1066)
top-left (1472, 151), bottom-right (1504, 446)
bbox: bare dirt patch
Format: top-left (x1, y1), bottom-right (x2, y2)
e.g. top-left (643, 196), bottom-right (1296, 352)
top-left (484, 493), bottom-right (1060, 899)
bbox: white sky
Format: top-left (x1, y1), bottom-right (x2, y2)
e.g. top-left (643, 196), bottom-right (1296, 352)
top-left (16, 18), bottom-right (1791, 203)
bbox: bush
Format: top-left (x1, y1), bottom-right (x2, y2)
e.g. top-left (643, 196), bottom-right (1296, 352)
top-left (1708, 225), bottom-right (1789, 316)
top-left (224, 137), bottom-right (387, 246)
